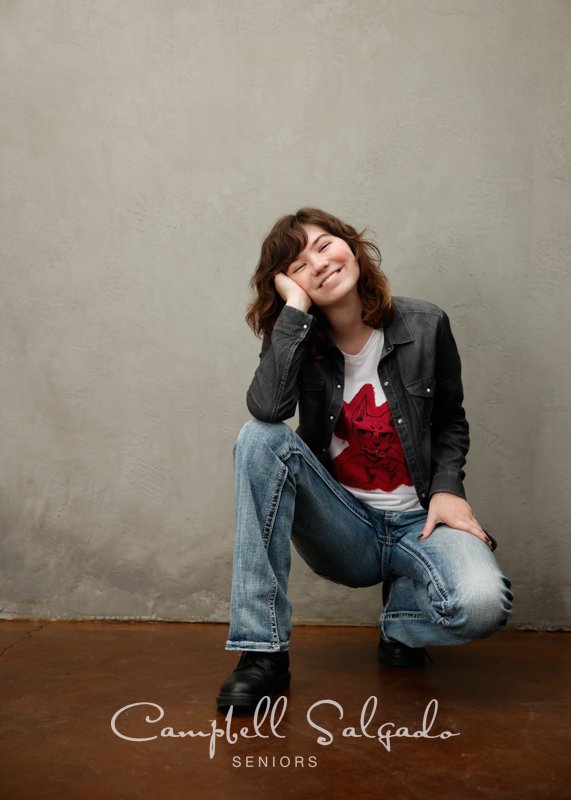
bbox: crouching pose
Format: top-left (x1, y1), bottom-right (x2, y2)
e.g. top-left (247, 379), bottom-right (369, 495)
top-left (216, 207), bottom-right (513, 710)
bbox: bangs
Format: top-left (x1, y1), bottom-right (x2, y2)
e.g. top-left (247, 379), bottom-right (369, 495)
top-left (268, 217), bottom-right (309, 272)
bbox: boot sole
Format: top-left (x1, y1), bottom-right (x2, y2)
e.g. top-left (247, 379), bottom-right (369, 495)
top-left (378, 651), bottom-right (427, 667)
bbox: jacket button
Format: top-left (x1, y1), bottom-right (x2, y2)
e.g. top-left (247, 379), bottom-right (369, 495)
top-left (384, 381), bottom-right (389, 387)
top-left (329, 415), bottom-right (334, 420)
top-left (337, 384), bottom-right (341, 389)
top-left (426, 388), bottom-right (431, 393)
top-left (302, 324), bottom-right (308, 329)
top-left (397, 418), bottom-right (402, 424)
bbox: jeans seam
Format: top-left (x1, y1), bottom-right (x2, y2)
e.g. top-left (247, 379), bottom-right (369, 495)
top-left (262, 463), bottom-right (288, 647)
top-left (262, 462), bottom-right (287, 545)
top-left (392, 541), bottom-right (455, 627)
top-left (395, 541), bottom-right (451, 603)
top-left (279, 443), bottom-right (374, 528)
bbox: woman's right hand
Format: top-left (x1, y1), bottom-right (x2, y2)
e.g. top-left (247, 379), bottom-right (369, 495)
top-left (274, 272), bottom-right (312, 313)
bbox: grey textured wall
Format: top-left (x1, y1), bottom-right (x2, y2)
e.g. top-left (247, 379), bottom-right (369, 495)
top-left (1, 0), bottom-right (569, 629)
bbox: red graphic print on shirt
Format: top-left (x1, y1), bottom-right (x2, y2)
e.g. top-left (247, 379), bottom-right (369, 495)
top-left (332, 383), bottom-right (414, 492)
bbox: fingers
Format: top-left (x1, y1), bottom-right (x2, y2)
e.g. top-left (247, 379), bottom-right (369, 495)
top-left (274, 273), bottom-right (312, 312)
top-left (469, 525), bottom-right (495, 550)
top-left (417, 516), bottom-right (437, 541)
top-left (461, 514), bottom-right (495, 550)
top-left (273, 272), bottom-right (292, 302)
top-left (420, 494), bottom-right (494, 551)
top-left (274, 271), bottom-right (303, 298)
top-left (417, 518), bottom-right (494, 550)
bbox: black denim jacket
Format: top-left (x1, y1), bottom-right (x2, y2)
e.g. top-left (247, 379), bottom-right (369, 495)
top-left (246, 296), bottom-right (470, 512)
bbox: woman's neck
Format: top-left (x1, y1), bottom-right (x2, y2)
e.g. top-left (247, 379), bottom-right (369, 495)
top-left (322, 292), bottom-right (374, 353)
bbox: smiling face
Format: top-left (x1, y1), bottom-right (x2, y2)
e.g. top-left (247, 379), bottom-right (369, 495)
top-left (284, 223), bottom-right (361, 308)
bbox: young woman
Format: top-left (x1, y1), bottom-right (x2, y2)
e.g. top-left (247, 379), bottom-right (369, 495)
top-left (216, 208), bottom-right (513, 710)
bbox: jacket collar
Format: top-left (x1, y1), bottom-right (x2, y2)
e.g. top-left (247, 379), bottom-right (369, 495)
top-left (323, 301), bottom-right (415, 351)
top-left (384, 302), bottom-right (415, 347)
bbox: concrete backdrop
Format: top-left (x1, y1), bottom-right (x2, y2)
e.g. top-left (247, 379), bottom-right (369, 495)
top-left (1, 0), bottom-right (569, 629)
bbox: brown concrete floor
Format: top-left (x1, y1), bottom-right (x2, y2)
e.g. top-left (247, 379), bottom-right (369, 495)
top-left (0, 622), bottom-right (569, 800)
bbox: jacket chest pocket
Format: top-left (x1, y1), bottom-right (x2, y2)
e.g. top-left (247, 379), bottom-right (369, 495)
top-left (405, 376), bottom-right (436, 430)
top-left (298, 377), bottom-right (326, 414)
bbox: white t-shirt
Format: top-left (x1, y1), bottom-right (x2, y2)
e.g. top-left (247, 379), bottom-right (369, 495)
top-left (329, 329), bottom-right (423, 511)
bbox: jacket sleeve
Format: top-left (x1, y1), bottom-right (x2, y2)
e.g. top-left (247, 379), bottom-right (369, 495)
top-left (428, 311), bottom-right (470, 500)
top-left (246, 304), bottom-right (316, 422)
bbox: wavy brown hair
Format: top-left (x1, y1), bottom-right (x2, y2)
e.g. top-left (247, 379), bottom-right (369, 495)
top-left (245, 208), bottom-right (394, 346)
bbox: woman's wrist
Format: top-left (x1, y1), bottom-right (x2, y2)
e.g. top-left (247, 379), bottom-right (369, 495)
top-left (286, 297), bottom-right (312, 313)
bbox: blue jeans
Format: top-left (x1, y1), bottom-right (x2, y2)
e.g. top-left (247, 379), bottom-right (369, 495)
top-left (225, 420), bottom-right (513, 652)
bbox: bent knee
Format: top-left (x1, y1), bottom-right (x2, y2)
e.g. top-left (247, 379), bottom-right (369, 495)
top-left (444, 574), bottom-right (513, 638)
top-left (234, 419), bottom-right (292, 458)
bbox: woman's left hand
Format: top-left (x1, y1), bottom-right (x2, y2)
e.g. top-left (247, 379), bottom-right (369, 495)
top-left (418, 492), bottom-right (494, 550)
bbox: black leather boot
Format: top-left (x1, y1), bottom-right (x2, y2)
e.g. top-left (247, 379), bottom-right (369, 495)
top-left (377, 636), bottom-right (431, 667)
top-left (216, 650), bottom-right (291, 710)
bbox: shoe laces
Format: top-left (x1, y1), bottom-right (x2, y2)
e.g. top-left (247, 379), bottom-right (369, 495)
top-left (236, 651), bottom-right (284, 671)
